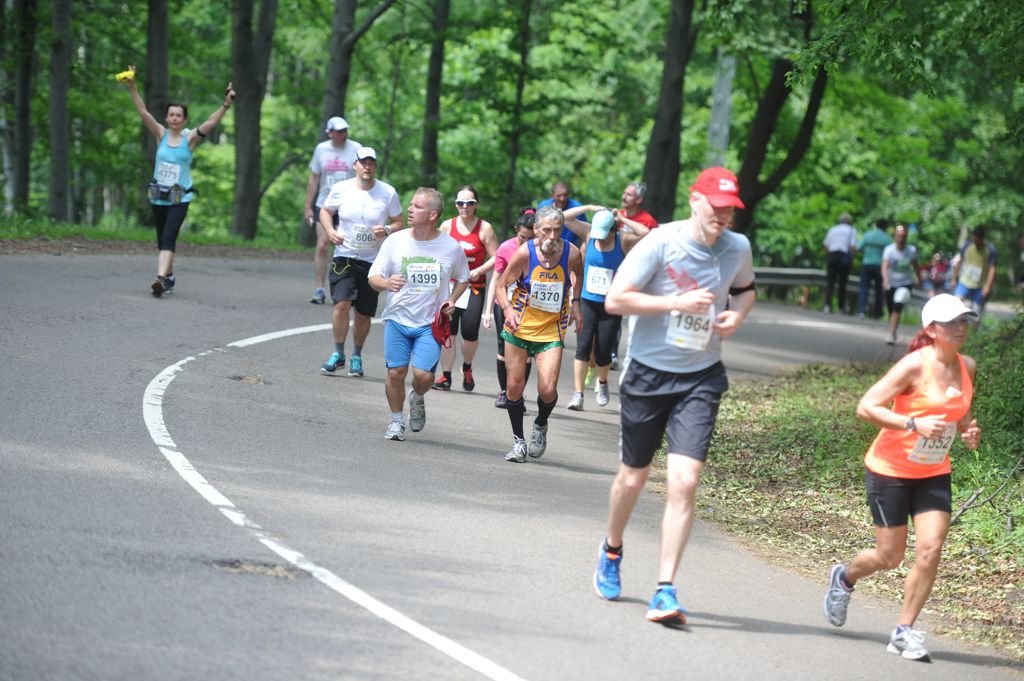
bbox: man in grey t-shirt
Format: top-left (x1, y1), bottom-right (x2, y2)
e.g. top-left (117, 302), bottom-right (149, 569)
top-left (592, 167), bottom-right (756, 626)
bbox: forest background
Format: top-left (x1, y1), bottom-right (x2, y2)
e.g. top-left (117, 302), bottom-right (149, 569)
top-left (2, 0), bottom-right (1023, 291)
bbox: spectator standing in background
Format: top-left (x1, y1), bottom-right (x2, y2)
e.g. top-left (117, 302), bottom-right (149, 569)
top-left (857, 219), bottom-right (892, 319)
top-left (822, 212), bottom-right (858, 314)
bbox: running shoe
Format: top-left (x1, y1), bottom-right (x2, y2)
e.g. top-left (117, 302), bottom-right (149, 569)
top-left (384, 421), bottom-right (405, 441)
top-left (504, 438), bottom-right (527, 463)
top-left (584, 366), bottom-right (596, 389)
top-left (321, 351), bottom-right (345, 374)
top-left (527, 422), bottom-right (548, 458)
top-left (348, 355), bottom-right (364, 377)
top-left (151, 277), bottom-right (165, 298)
top-left (646, 585), bottom-right (686, 625)
top-left (408, 390), bottom-right (426, 432)
top-left (610, 353), bottom-right (620, 371)
top-left (887, 626), bottom-right (931, 662)
top-left (567, 392), bottom-right (584, 411)
top-left (462, 367), bottom-right (475, 392)
top-left (310, 287), bottom-right (326, 304)
top-left (593, 545), bottom-right (622, 600)
top-left (596, 382), bottom-right (610, 407)
top-left (495, 391), bottom-right (508, 409)
top-left (163, 274), bottom-right (175, 293)
top-left (432, 376), bottom-right (451, 391)
top-left (823, 564), bottom-right (852, 627)
top-left (886, 333), bottom-right (897, 345)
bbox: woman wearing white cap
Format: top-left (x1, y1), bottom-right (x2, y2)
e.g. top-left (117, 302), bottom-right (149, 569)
top-left (823, 293), bottom-right (982, 662)
top-left (562, 204), bottom-right (649, 410)
top-left (305, 116), bottom-right (361, 304)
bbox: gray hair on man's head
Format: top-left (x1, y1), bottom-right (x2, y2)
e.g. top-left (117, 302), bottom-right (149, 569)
top-left (839, 212), bottom-right (853, 224)
top-left (416, 187), bottom-right (444, 216)
top-left (537, 204), bottom-right (564, 226)
top-left (628, 181), bottom-right (647, 201)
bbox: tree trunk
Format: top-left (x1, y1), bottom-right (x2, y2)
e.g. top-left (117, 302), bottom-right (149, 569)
top-left (641, 0), bottom-right (698, 223)
top-left (10, 0), bottom-right (39, 214)
top-left (230, 0), bottom-right (278, 240)
top-left (321, 0), bottom-right (398, 126)
top-left (379, 2), bottom-right (407, 180)
top-left (421, 0), bottom-right (449, 188)
top-left (1, 0), bottom-right (13, 214)
top-left (142, 0), bottom-right (169, 220)
top-left (501, 0), bottom-right (532, 234)
top-left (732, 61), bottom-right (828, 237)
top-left (48, 0), bottom-right (72, 221)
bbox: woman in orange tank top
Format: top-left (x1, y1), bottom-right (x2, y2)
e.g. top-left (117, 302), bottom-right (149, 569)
top-left (822, 294), bottom-right (983, 662)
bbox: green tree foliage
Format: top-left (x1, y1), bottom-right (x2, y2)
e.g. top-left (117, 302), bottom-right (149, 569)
top-left (4, 0), bottom-right (1023, 293)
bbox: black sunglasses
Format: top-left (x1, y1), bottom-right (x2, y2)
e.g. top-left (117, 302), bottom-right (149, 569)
top-left (455, 200), bottom-right (478, 207)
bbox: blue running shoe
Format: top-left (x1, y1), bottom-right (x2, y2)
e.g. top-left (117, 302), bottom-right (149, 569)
top-left (321, 351), bottom-right (345, 374)
top-left (593, 545), bottom-right (622, 600)
top-left (646, 585), bottom-right (686, 625)
top-left (348, 355), bottom-right (364, 377)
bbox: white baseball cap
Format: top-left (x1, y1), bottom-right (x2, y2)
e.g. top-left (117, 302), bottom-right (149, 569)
top-left (921, 293), bottom-right (978, 327)
top-left (325, 116), bottom-right (349, 132)
top-left (590, 210), bottom-right (616, 240)
top-left (356, 147), bottom-right (377, 162)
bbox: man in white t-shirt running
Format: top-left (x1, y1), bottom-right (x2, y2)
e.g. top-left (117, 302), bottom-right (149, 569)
top-left (368, 188), bottom-right (470, 441)
top-left (305, 116), bottom-right (361, 305)
top-left (318, 147), bottom-right (403, 378)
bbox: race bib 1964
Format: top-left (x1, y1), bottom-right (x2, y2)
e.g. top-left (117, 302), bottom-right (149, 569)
top-left (665, 304), bottom-right (715, 350)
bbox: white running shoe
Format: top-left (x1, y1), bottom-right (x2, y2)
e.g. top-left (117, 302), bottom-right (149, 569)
top-left (384, 421), bottom-right (405, 441)
top-left (887, 626), bottom-right (931, 662)
top-left (823, 564), bottom-right (852, 627)
top-left (408, 390), bottom-right (426, 432)
top-left (504, 438), bottom-right (527, 463)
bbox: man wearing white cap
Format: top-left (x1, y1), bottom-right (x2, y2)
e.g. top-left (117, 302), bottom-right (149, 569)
top-left (593, 167), bottom-right (756, 627)
top-left (561, 204), bottom-right (650, 410)
top-left (305, 116), bottom-right (361, 305)
top-left (318, 146), bottom-right (404, 378)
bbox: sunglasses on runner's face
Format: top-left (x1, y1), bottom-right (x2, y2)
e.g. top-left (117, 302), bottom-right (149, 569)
top-left (455, 200), bottom-right (477, 207)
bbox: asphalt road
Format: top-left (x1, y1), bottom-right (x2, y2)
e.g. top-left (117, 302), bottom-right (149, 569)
top-left (2, 252), bottom-right (1019, 681)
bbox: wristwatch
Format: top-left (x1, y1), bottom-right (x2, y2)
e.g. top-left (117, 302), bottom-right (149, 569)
top-left (905, 417), bottom-right (916, 432)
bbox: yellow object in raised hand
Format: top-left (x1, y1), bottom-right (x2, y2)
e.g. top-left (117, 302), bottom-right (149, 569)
top-left (114, 68), bottom-right (136, 83)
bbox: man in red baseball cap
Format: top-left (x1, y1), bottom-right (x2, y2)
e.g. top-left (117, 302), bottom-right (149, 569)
top-left (689, 166), bottom-right (746, 209)
top-left (593, 165), bottom-right (755, 626)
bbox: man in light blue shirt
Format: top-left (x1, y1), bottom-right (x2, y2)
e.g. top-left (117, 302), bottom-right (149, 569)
top-left (592, 167), bottom-right (755, 626)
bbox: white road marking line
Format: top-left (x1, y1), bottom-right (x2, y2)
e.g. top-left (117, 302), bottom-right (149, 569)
top-left (143, 327), bottom-right (529, 681)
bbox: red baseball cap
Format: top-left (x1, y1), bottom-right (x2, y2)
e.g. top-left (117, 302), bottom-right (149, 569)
top-left (690, 167), bottom-right (745, 209)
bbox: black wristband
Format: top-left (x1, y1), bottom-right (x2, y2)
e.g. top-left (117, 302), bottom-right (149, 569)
top-left (571, 297), bottom-right (581, 302)
top-left (196, 128), bottom-right (207, 138)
